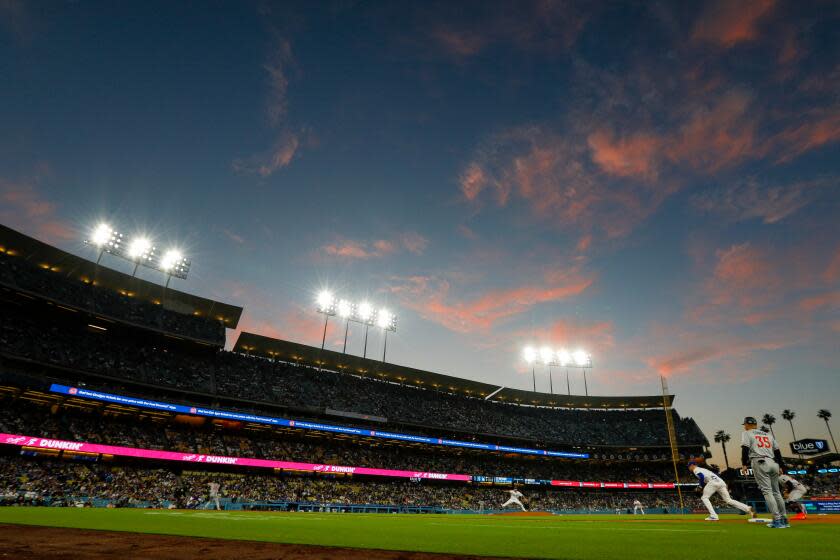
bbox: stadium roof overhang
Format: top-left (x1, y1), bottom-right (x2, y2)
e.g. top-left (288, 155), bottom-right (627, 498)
top-left (0, 224), bottom-right (243, 329)
top-left (233, 332), bottom-right (672, 410)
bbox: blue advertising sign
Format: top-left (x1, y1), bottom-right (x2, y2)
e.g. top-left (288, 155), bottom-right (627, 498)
top-left (50, 384), bottom-right (588, 460)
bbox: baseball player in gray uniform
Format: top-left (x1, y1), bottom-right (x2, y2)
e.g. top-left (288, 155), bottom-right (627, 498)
top-left (740, 416), bottom-right (788, 528)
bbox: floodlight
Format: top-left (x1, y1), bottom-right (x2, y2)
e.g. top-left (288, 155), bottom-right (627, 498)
top-left (573, 349), bottom-right (590, 366)
top-left (523, 346), bottom-right (537, 364)
top-left (127, 237), bottom-right (152, 260)
top-left (337, 299), bottom-right (353, 318)
top-left (540, 346), bottom-right (554, 364)
top-left (557, 349), bottom-right (572, 366)
top-left (377, 308), bottom-right (391, 329)
top-left (357, 301), bottom-right (374, 323)
top-left (160, 249), bottom-right (182, 271)
top-left (91, 223), bottom-right (112, 247)
top-left (316, 290), bottom-right (334, 312)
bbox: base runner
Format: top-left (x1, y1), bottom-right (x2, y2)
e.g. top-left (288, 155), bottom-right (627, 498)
top-left (688, 462), bottom-right (755, 521)
top-left (741, 416), bottom-right (788, 529)
top-left (779, 474), bottom-right (809, 519)
top-left (501, 488), bottom-right (527, 511)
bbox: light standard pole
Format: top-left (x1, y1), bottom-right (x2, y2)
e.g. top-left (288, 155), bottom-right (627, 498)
top-left (321, 315), bottom-right (329, 350)
top-left (342, 318), bottom-right (350, 354)
top-left (566, 369), bottom-right (570, 395)
top-left (377, 309), bottom-right (396, 363)
top-left (548, 365), bottom-right (554, 394)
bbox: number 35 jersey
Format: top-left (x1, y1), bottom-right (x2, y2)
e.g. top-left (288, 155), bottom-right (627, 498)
top-left (741, 429), bottom-right (778, 460)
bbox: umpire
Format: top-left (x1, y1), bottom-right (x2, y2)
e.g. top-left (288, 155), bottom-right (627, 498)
top-left (740, 416), bottom-right (789, 528)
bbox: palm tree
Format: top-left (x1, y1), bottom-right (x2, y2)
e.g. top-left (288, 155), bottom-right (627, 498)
top-left (782, 409), bottom-right (798, 441)
top-left (714, 430), bottom-right (732, 470)
top-left (818, 410), bottom-right (837, 452)
top-left (762, 413), bottom-right (777, 438)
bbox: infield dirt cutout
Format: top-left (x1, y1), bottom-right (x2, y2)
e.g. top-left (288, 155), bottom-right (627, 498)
top-left (0, 523), bottom-right (516, 560)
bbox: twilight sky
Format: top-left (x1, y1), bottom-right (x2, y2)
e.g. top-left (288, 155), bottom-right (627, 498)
top-left (1, 0), bottom-right (838, 463)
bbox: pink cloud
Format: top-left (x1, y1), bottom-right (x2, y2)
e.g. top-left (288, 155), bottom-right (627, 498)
top-left (233, 38), bottom-right (310, 177)
top-left (431, 27), bottom-right (486, 58)
top-left (320, 232), bottom-right (428, 260)
top-left (0, 178), bottom-right (74, 244)
top-left (232, 130), bottom-right (301, 177)
top-left (824, 247), bottom-right (840, 283)
top-left (429, 4), bottom-right (590, 59)
top-left (459, 163), bottom-right (486, 201)
top-left (691, 0), bottom-right (776, 48)
top-left (691, 176), bottom-right (834, 224)
top-left (459, 126), bottom-right (667, 239)
top-left (647, 338), bottom-right (787, 378)
top-left (664, 89), bottom-right (759, 172)
top-left (587, 130), bottom-right (660, 178)
top-left (771, 109), bottom-right (840, 164)
top-left (390, 271), bottom-right (594, 333)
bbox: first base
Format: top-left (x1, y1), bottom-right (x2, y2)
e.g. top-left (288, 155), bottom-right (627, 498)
top-left (748, 518), bottom-right (773, 523)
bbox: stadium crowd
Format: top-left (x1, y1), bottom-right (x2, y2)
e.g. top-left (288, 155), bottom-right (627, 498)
top-left (0, 398), bottom-right (682, 483)
top-left (0, 308), bottom-right (707, 449)
top-left (0, 457), bottom-right (689, 512)
top-left (0, 251), bottom-right (224, 344)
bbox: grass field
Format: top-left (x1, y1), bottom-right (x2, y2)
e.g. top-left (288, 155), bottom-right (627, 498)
top-left (1, 508), bottom-right (839, 559)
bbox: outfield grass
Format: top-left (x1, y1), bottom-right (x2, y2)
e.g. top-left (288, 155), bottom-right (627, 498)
top-left (0, 508), bottom-right (838, 559)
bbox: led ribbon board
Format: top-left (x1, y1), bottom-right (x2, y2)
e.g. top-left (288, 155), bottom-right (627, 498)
top-left (1, 432), bottom-right (685, 489)
top-left (0, 432), bottom-right (471, 480)
top-left (49, 384), bottom-right (589, 459)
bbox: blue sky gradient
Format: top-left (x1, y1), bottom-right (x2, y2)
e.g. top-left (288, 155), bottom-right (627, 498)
top-left (1, 0), bottom-right (838, 464)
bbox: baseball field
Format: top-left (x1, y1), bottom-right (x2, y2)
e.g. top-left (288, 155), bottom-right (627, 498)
top-left (0, 509), bottom-right (838, 559)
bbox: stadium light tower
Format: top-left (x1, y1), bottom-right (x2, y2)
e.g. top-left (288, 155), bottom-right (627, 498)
top-left (523, 346), bottom-right (537, 392)
top-left (337, 299), bottom-right (355, 354)
top-left (85, 221), bottom-right (191, 283)
top-left (377, 308), bottom-right (397, 362)
top-left (314, 290), bottom-right (397, 360)
top-left (316, 290), bottom-right (336, 350)
top-left (521, 346), bottom-right (593, 395)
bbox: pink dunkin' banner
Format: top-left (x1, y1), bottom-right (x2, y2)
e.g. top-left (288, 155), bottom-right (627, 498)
top-left (0, 433), bottom-right (470, 482)
top-left (0, 432), bottom-right (676, 488)
top-left (550, 479), bottom-right (675, 489)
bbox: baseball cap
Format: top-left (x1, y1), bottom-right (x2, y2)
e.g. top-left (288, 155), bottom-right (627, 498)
top-left (743, 416), bottom-right (757, 425)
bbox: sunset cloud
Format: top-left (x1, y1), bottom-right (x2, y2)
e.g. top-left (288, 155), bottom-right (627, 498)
top-left (691, 176), bottom-right (835, 224)
top-left (0, 177), bottom-right (73, 244)
top-left (390, 271), bottom-right (593, 333)
top-left (233, 38), bottom-right (309, 177)
top-left (459, 126), bottom-right (667, 239)
top-left (691, 0), bottom-right (776, 48)
top-left (320, 232), bottom-right (429, 260)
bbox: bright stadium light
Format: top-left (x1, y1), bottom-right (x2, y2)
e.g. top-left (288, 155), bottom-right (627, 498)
top-left (160, 249), bottom-right (182, 272)
top-left (316, 290), bottom-right (335, 314)
top-left (127, 237), bottom-right (152, 260)
top-left (540, 346), bottom-right (554, 364)
top-left (573, 349), bottom-right (590, 367)
top-left (377, 308), bottom-right (396, 332)
top-left (91, 223), bottom-right (112, 247)
top-left (314, 289), bottom-right (398, 360)
top-left (557, 349), bottom-right (572, 366)
top-left (357, 301), bottom-right (374, 323)
top-left (85, 221), bottom-right (190, 283)
top-left (337, 299), bottom-right (354, 319)
top-left (519, 344), bottom-right (594, 396)
top-left (523, 346), bottom-right (537, 364)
